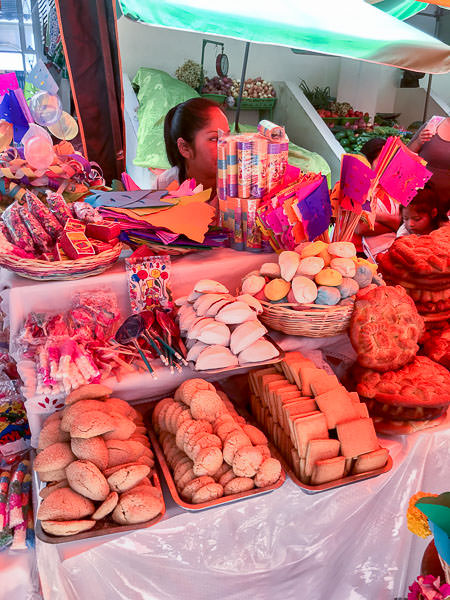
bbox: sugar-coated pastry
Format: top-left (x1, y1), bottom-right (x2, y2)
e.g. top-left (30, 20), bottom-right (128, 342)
top-left (60, 399), bottom-right (108, 432)
top-left (238, 338), bottom-right (279, 364)
top-left (236, 294), bottom-right (263, 314)
top-left (190, 390), bottom-right (227, 422)
top-left (264, 278), bottom-right (291, 301)
top-left (176, 419), bottom-right (196, 450)
top-left (242, 424), bottom-right (268, 446)
top-left (106, 439), bottom-right (146, 467)
top-left (300, 241), bottom-right (328, 258)
top-left (103, 412), bottom-right (136, 441)
top-left (230, 320), bottom-right (267, 355)
top-left (41, 519), bottom-right (96, 536)
top-left (328, 242), bottom-right (356, 258)
top-left (241, 275), bottom-right (266, 296)
top-left (175, 378), bottom-right (215, 405)
top-left (315, 286), bottom-right (341, 306)
top-left (176, 468), bottom-right (196, 491)
top-left (297, 256), bottom-right (324, 276)
top-left (193, 446), bottom-right (223, 476)
top-left (279, 251), bottom-right (300, 282)
top-left (91, 492), bottom-right (119, 520)
top-left (254, 457), bottom-right (282, 488)
top-left (66, 460), bottom-right (109, 501)
top-left (173, 458), bottom-right (194, 484)
top-left (37, 487), bottom-right (95, 521)
top-left (195, 345), bottom-right (239, 371)
top-left (337, 277), bottom-right (359, 299)
top-left (214, 463), bottom-right (232, 482)
top-left (218, 469), bottom-right (236, 487)
top-left (38, 420), bottom-right (70, 450)
top-left (223, 477), bottom-right (254, 495)
top-left (182, 420), bottom-right (213, 449)
top-left (70, 410), bottom-right (116, 439)
top-left (107, 465), bottom-right (150, 493)
top-left (315, 268), bottom-right (343, 287)
top-left (38, 468), bottom-right (68, 482)
top-left (216, 302), bottom-right (256, 324)
top-left (192, 434), bottom-right (222, 461)
top-left (216, 421), bottom-right (241, 442)
top-left (330, 257), bottom-right (356, 278)
top-left (194, 279), bottom-right (228, 294)
top-left (354, 265), bottom-right (373, 288)
top-left (191, 482), bottom-right (224, 504)
top-left (259, 262), bottom-right (281, 278)
top-left (111, 489), bottom-right (163, 524)
top-left (292, 276), bottom-right (318, 304)
top-left (71, 436), bottom-right (109, 471)
top-left (232, 445), bottom-right (264, 477)
top-left (181, 476), bottom-right (215, 501)
top-left (223, 430), bottom-right (252, 465)
top-left (39, 480), bottom-right (68, 500)
top-left (65, 383), bottom-right (112, 406)
top-left (33, 442), bottom-right (75, 473)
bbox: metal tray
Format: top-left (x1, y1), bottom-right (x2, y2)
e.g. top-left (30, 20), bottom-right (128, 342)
top-left (145, 411), bottom-right (285, 511)
top-left (33, 459), bottom-right (166, 544)
top-left (186, 335), bottom-right (285, 375)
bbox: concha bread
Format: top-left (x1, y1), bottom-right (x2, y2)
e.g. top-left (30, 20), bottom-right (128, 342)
top-left (111, 489), bottom-right (163, 524)
top-left (238, 338), bottom-right (279, 364)
top-left (216, 302), bottom-right (256, 324)
top-left (37, 487), bottom-right (95, 521)
top-left (33, 442), bottom-right (75, 473)
top-left (66, 460), bottom-right (110, 501)
top-left (230, 320), bottom-right (267, 355)
top-left (195, 346), bottom-right (238, 370)
top-left (279, 251), bottom-right (300, 282)
top-left (194, 279), bottom-right (229, 294)
top-left (65, 384), bottom-right (112, 406)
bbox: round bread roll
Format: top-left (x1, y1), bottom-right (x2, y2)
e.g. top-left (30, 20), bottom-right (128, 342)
top-left (60, 399), bottom-right (108, 432)
top-left (241, 275), bottom-right (265, 296)
top-left (242, 424), bottom-right (268, 446)
top-left (297, 256), bottom-right (324, 277)
top-left (107, 464), bottom-right (150, 493)
top-left (300, 241), bottom-right (327, 258)
top-left (194, 293), bottom-right (229, 316)
top-left (328, 242), bottom-right (356, 258)
top-left (236, 294), bottom-right (263, 314)
top-left (33, 442), bottom-right (75, 473)
top-left (213, 463), bottom-right (232, 482)
top-left (106, 440), bottom-right (146, 467)
top-left (190, 391), bottom-right (226, 423)
top-left (38, 420), bottom-right (70, 450)
top-left (223, 477), bottom-right (254, 495)
top-left (254, 457), bottom-right (282, 487)
top-left (39, 468), bottom-right (68, 483)
top-left (175, 379), bottom-right (216, 406)
top-left (279, 251), bottom-right (300, 282)
top-left (122, 483), bottom-right (160, 500)
top-left (259, 262), bottom-right (281, 278)
top-left (39, 480), bottom-right (68, 500)
top-left (255, 445), bottom-right (271, 460)
top-left (65, 384), bottom-right (112, 406)
top-left (291, 276), bottom-right (318, 304)
top-left (215, 302), bottom-right (255, 325)
top-left (213, 413), bottom-right (235, 432)
top-left (218, 469), bottom-right (236, 487)
top-left (330, 257), bottom-right (356, 278)
top-left (194, 279), bottom-right (228, 294)
top-left (137, 455), bottom-right (154, 469)
top-left (176, 467), bottom-right (196, 491)
top-left (176, 419), bottom-right (196, 450)
top-left (91, 492), bottom-right (119, 520)
top-left (193, 446), bottom-right (223, 477)
top-left (103, 461), bottom-right (142, 477)
top-left (182, 420), bottom-right (213, 449)
top-left (264, 278), bottom-right (290, 302)
top-left (111, 489), bottom-right (163, 524)
top-left (187, 342), bottom-right (209, 363)
top-left (354, 264), bottom-right (373, 288)
top-left (71, 436), bottom-right (109, 471)
top-left (192, 434), bottom-right (222, 461)
top-left (163, 402), bottom-right (184, 434)
top-left (232, 445), bottom-right (264, 477)
top-left (40, 519), bottom-right (96, 536)
top-left (41, 412), bottom-right (62, 428)
top-left (69, 410), bottom-right (115, 439)
top-left (216, 421), bottom-right (241, 442)
top-left (37, 487), bottom-right (95, 521)
top-left (66, 460), bottom-right (110, 501)
top-left (152, 397), bottom-right (174, 431)
top-left (191, 482), bottom-right (223, 504)
top-left (181, 476), bottom-right (216, 501)
top-left (223, 431), bottom-right (252, 465)
top-left (103, 397), bottom-right (134, 418)
top-left (238, 339), bottom-right (279, 365)
top-left (315, 268), bottom-right (343, 287)
top-left (173, 458), bottom-right (194, 484)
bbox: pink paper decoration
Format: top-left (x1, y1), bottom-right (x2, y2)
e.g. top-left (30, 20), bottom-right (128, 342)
top-left (378, 149), bottom-right (433, 206)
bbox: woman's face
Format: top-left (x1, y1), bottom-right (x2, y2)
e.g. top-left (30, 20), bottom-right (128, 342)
top-left (181, 108), bottom-right (230, 188)
top-left (402, 206), bottom-right (434, 235)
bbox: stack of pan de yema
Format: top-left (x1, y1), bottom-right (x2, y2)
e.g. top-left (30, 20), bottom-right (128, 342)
top-left (176, 279), bottom-right (279, 370)
top-left (33, 384), bottom-right (163, 536)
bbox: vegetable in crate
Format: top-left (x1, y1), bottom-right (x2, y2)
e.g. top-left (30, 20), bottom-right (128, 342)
top-left (175, 60), bottom-right (202, 90)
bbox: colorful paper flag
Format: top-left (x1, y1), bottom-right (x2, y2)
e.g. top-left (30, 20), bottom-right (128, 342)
top-left (26, 59), bottom-right (58, 95)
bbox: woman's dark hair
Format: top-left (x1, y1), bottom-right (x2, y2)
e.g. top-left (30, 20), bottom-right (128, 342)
top-left (400, 185), bottom-right (445, 230)
top-left (164, 97), bottom-right (221, 181)
top-left (360, 137), bottom-right (386, 165)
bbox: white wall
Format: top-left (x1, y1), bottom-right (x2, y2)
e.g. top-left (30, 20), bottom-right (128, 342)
top-left (117, 15), bottom-right (341, 94)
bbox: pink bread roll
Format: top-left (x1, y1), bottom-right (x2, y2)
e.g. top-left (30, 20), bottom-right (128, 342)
top-left (173, 458), bottom-right (194, 484)
top-left (69, 410), bottom-right (115, 439)
top-left (66, 460), bottom-right (109, 501)
top-left (111, 489), bottom-right (163, 524)
top-left (176, 419), bottom-right (196, 450)
top-left (193, 447), bottom-right (223, 476)
top-left (330, 257), bottom-right (356, 278)
top-left (60, 399), bottom-right (109, 432)
top-left (33, 442), bottom-right (75, 473)
top-left (213, 413), bottom-right (235, 431)
top-left (184, 430), bottom-right (214, 458)
top-left (232, 445), bottom-right (264, 477)
top-left (107, 465), bottom-right (150, 493)
top-left (182, 421), bottom-right (213, 449)
top-left (242, 424), bottom-right (268, 446)
top-left (238, 338), bottom-right (279, 365)
top-left (176, 468), bottom-right (196, 491)
top-left (223, 430), bottom-right (252, 465)
top-left (91, 492), bottom-right (119, 520)
top-left (166, 404), bottom-right (186, 434)
top-left (241, 275), bottom-right (265, 296)
top-left (292, 276), bottom-right (318, 304)
top-left (254, 457), bottom-right (282, 488)
top-left (103, 397), bottom-right (134, 418)
top-left (163, 402), bottom-right (184, 434)
top-left (223, 477), bottom-right (254, 495)
top-left (39, 480), bottom-right (69, 500)
top-left (297, 256), bottom-right (325, 277)
top-left (175, 379), bottom-right (216, 406)
top-left (37, 487), bottom-right (95, 521)
top-left (190, 390), bottom-right (227, 423)
top-left (181, 476), bottom-right (215, 502)
top-left (255, 445), bottom-right (271, 460)
top-left (103, 412), bottom-right (136, 441)
top-left (105, 440), bottom-right (145, 467)
top-left (41, 519), bottom-right (96, 536)
top-left (65, 384), bottom-right (112, 406)
top-left (328, 241), bottom-right (356, 258)
top-left (216, 421), bottom-right (241, 442)
top-left (214, 463), bottom-right (232, 482)
top-left (192, 434), bottom-right (222, 461)
top-left (218, 469), bottom-right (236, 487)
top-left (191, 482), bottom-right (224, 504)
top-left (71, 436), bottom-right (109, 471)
top-left (259, 262), bottom-right (281, 278)
top-left (38, 420), bottom-right (70, 450)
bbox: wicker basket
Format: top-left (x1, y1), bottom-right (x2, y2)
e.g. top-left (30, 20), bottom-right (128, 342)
top-left (0, 243), bottom-right (123, 281)
top-left (259, 300), bottom-right (353, 337)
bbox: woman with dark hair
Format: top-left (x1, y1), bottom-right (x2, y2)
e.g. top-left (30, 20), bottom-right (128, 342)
top-left (157, 98), bottom-right (230, 201)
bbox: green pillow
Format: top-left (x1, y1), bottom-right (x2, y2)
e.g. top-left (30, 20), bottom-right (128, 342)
top-left (132, 67), bottom-right (199, 169)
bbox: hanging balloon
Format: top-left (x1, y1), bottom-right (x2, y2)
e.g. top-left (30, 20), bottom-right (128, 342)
top-left (29, 91), bottom-right (62, 126)
top-left (21, 123), bottom-right (52, 146)
top-left (48, 111), bottom-right (78, 140)
top-left (0, 120), bottom-right (13, 151)
top-left (24, 136), bottom-right (55, 170)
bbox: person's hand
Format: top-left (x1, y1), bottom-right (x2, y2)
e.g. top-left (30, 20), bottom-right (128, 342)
top-left (416, 126), bottom-right (434, 145)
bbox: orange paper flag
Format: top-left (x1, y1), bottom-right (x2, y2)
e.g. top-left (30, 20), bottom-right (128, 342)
top-left (146, 200), bottom-right (216, 243)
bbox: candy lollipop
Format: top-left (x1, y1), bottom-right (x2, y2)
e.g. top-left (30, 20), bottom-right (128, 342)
top-left (0, 471), bottom-right (10, 530)
top-left (29, 91), bottom-right (62, 126)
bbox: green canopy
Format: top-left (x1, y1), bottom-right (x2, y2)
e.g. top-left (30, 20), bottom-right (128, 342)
top-left (119, 0), bottom-right (450, 74)
top-left (366, 0), bottom-right (428, 20)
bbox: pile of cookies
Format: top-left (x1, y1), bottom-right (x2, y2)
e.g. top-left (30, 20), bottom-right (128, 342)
top-left (249, 352), bottom-right (389, 486)
top-left (34, 384), bottom-right (163, 537)
top-left (240, 241), bottom-right (380, 308)
top-left (378, 223), bottom-right (450, 319)
top-left (176, 279), bottom-right (279, 370)
top-left (350, 285), bottom-right (449, 434)
top-left (152, 378), bottom-right (282, 504)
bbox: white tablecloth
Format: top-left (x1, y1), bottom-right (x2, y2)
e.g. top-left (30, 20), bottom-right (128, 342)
top-left (33, 414), bottom-right (450, 600)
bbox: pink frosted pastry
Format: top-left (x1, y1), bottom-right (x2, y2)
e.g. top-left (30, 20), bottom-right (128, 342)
top-left (232, 445), bottom-right (264, 477)
top-left (223, 477), bottom-right (254, 495)
top-left (193, 446), bottom-right (223, 476)
top-left (190, 390), bottom-right (227, 423)
top-left (254, 457), bottom-right (282, 487)
top-left (191, 482), bottom-right (224, 504)
top-left (181, 476), bottom-right (215, 502)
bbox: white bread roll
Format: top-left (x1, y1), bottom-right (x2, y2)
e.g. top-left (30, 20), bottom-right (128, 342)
top-left (259, 262), bottom-right (281, 278)
top-left (187, 317), bottom-right (215, 339)
top-left (187, 341), bottom-right (209, 362)
top-left (292, 275), bottom-right (318, 304)
top-left (241, 275), bottom-right (265, 296)
top-left (194, 279), bottom-right (228, 294)
top-left (230, 320), bottom-right (267, 355)
top-left (193, 293), bottom-right (228, 316)
top-left (178, 306), bottom-right (199, 333)
top-left (216, 302), bottom-right (255, 324)
top-left (196, 322), bottom-right (231, 346)
top-left (238, 338), bottom-right (279, 365)
top-left (195, 345), bottom-right (239, 370)
top-left (236, 294), bottom-right (263, 314)
top-left (297, 256), bottom-right (324, 276)
top-left (279, 251), bottom-right (300, 282)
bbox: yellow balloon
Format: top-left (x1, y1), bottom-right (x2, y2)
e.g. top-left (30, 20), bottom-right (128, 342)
top-left (0, 120), bottom-right (13, 151)
top-left (47, 111), bottom-right (78, 140)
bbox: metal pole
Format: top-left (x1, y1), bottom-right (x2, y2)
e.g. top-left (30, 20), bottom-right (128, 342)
top-left (422, 6), bottom-right (442, 123)
top-left (234, 42), bottom-right (250, 133)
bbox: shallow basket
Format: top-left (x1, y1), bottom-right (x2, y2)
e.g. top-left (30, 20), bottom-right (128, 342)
top-left (259, 300), bottom-right (353, 338)
top-left (0, 243), bottom-right (123, 281)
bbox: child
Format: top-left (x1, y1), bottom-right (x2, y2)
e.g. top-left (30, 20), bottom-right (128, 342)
top-left (397, 186), bottom-right (446, 237)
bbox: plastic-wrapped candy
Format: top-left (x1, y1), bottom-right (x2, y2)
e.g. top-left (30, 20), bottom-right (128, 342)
top-left (0, 470), bottom-right (10, 530)
top-left (1, 203), bottom-right (35, 254)
top-left (19, 205), bottom-right (52, 253)
top-left (45, 191), bottom-right (73, 225)
top-left (25, 191), bottom-right (63, 239)
top-left (8, 460), bottom-right (29, 528)
top-left (73, 201), bottom-right (103, 224)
